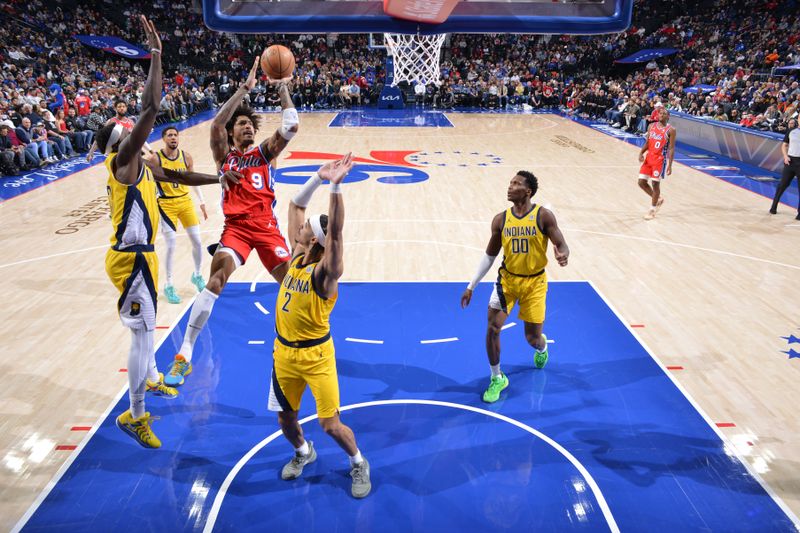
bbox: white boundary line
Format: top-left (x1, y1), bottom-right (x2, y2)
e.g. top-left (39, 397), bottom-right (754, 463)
top-left (10, 296), bottom-right (197, 533)
top-left (441, 113), bottom-right (455, 128)
top-left (345, 337), bottom-right (384, 344)
top-left (420, 337), bottom-right (459, 344)
top-left (201, 399), bottom-right (620, 533)
top-left (586, 279), bottom-right (800, 528)
top-left (325, 112), bottom-right (343, 129)
top-left (254, 302), bottom-right (270, 315)
top-left (248, 340), bottom-right (265, 345)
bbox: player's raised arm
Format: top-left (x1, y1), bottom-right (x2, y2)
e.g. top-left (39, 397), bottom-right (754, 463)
top-left (115, 16), bottom-right (161, 175)
top-left (461, 212), bottom-right (504, 308)
top-left (261, 80), bottom-right (298, 160)
top-left (316, 153), bottom-right (353, 298)
top-left (286, 155), bottom-right (349, 257)
top-left (539, 208), bottom-right (569, 267)
top-left (211, 58), bottom-right (259, 166)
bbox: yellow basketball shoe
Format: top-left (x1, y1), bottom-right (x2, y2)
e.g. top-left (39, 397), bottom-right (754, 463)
top-left (146, 373), bottom-right (179, 399)
top-left (116, 410), bottom-right (161, 448)
top-left (165, 355), bottom-right (192, 386)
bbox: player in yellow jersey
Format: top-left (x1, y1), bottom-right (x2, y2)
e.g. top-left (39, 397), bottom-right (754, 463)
top-left (154, 126), bottom-right (208, 304)
top-left (96, 18), bottom-right (241, 448)
top-left (267, 153), bottom-right (371, 498)
top-left (461, 171), bottom-right (569, 403)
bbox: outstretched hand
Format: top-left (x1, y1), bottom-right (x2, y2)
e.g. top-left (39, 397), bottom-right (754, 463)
top-left (318, 152), bottom-right (354, 184)
top-left (140, 15), bottom-right (161, 54)
top-left (245, 58), bottom-right (259, 91)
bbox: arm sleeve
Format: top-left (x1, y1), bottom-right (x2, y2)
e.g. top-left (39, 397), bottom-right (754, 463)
top-left (292, 172), bottom-right (323, 208)
top-left (467, 254), bottom-right (498, 291)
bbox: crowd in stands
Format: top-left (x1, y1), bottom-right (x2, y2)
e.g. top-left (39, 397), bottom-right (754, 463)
top-left (1, 0), bottom-right (799, 177)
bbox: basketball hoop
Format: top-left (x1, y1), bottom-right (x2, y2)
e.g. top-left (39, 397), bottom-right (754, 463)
top-left (384, 33), bottom-right (446, 87)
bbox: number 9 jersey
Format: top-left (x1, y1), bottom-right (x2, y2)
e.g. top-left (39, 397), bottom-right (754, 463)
top-left (217, 143), bottom-right (291, 271)
top-left (220, 144), bottom-right (276, 219)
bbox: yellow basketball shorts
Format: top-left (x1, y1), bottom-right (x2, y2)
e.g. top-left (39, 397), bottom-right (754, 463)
top-left (489, 269), bottom-right (548, 324)
top-left (158, 195), bottom-right (198, 231)
top-left (105, 249), bottom-right (159, 331)
top-left (268, 337), bottom-right (340, 418)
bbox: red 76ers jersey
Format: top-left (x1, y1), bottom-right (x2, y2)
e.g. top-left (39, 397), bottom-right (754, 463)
top-left (220, 144), bottom-right (276, 219)
top-left (646, 123), bottom-right (671, 161)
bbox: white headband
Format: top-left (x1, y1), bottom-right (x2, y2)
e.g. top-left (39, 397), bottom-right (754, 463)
top-left (104, 123), bottom-right (125, 154)
top-left (309, 214), bottom-right (326, 248)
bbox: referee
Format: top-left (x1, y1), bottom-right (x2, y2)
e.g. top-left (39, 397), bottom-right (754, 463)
top-left (770, 118), bottom-right (800, 219)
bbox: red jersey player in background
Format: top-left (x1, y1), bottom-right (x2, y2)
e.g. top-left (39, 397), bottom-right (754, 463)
top-left (637, 106), bottom-right (676, 220)
top-left (86, 99), bottom-right (139, 162)
top-left (165, 58), bottom-right (299, 386)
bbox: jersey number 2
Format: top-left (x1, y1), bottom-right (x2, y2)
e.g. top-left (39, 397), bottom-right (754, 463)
top-left (281, 292), bottom-right (292, 312)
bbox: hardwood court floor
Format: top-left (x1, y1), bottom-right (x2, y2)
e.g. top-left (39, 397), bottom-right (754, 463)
top-left (1, 112), bottom-right (798, 530)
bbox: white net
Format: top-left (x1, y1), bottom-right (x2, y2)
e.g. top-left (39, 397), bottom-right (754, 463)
top-left (384, 33), bottom-right (446, 87)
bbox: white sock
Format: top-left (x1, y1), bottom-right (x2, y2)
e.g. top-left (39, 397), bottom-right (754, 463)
top-left (162, 224), bottom-right (177, 286)
top-left (186, 224), bottom-right (203, 274)
top-left (349, 449), bottom-right (363, 466)
top-left (129, 328), bottom-right (151, 419)
top-left (295, 441), bottom-right (309, 456)
top-left (490, 364), bottom-right (502, 377)
top-left (179, 288), bottom-right (219, 361)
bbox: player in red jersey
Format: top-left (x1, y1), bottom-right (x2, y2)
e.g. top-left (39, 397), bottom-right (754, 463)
top-left (87, 100), bottom-right (138, 162)
top-left (637, 106), bottom-right (676, 220)
top-left (164, 58), bottom-right (299, 386)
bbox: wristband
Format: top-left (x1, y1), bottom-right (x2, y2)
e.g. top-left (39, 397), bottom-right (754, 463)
top-left (330, 183), bottom-right (342, 194)
top-left (150, 49), bottom-right (161, 55)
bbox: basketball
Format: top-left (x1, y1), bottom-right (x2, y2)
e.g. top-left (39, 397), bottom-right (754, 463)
top-left (260, 45), bottom-right (295, 80)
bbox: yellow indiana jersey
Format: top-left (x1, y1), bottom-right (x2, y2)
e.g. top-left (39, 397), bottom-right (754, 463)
top-left (106, 153), bottom-right (159, 250)
top-left (500, 204), bottom-right (549, 276)
top-left (155, 149), bottom-right (189, 198)
top-left (275, 255), bottom-right (337, 341)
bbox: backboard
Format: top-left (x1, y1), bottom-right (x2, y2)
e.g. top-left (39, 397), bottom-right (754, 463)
top-left (202, 0), bottom-right (633, 35)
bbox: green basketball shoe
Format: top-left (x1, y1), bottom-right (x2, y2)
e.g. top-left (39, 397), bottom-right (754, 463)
top-left (482, 373), bottom-right (509, 403)
top-left (534, 334), bottom-right (549, 369)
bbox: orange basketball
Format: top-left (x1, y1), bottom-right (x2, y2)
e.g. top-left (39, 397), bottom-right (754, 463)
top-left (260, 45), bottom-right (295, 80)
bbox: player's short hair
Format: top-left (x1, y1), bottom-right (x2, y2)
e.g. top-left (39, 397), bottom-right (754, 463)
top-left (517, 170), bottom-right (538, 197)
top-left (162, 126), bottom-right (178, 138)
top-left (114, 99), bottom-right (127, 108)
top-left (226, 105), bottom-right (260, 144)
top-left (309, 214), bottom-right (329, 256)
top-left (95, 122), bottom-right (118, 154)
